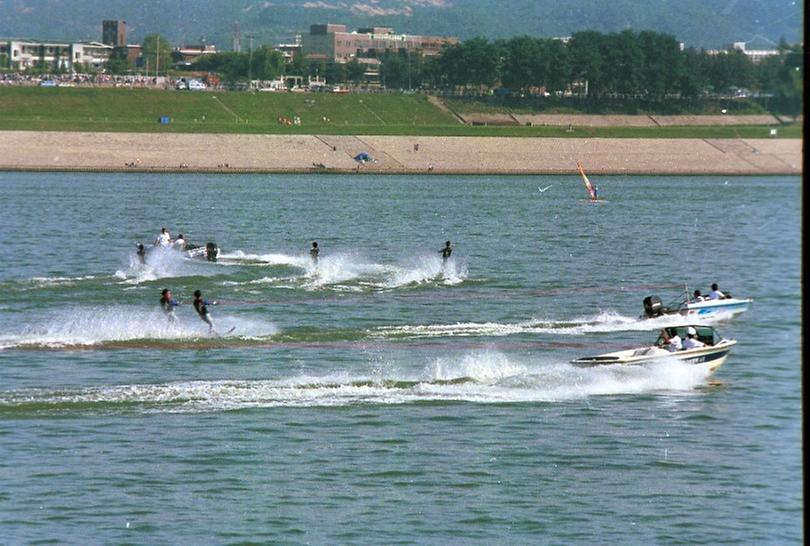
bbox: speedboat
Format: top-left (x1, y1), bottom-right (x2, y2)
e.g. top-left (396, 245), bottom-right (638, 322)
top-left (571, 325), bottom-right (736, 373)
top-left (184, 242), bottom-right (219, 262)
top-left (642, 289), bottom-right (751, 320)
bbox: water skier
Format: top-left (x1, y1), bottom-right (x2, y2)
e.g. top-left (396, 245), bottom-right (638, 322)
top-left (160, 288), bottom-right (179, 323)
top-left (136, 243), bottom-right (147, 265)
top-left (310, 241), bottom-right (319, 264)
top-left (439, 241), bottom-right (452, 263)
top-left (193, 289), bottom-right (217, 334)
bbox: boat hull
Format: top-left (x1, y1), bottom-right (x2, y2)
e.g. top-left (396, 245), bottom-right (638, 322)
top-left (571, 340), bottom-right (736, 374)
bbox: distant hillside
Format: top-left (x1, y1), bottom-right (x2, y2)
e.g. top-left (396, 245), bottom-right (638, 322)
top-left (0, 0), bottom-right (802, 50)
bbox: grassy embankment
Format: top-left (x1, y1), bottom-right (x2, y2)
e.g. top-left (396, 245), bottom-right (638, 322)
top-left (0, 87), bottom-right (801, 138)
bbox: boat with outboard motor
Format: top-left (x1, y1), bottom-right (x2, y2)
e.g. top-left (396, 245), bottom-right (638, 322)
top-left (571, 324), bottom-right (736, 373)
top-left (139, 241), bottom-right (220, 263)
top-left (642, 286), bottom-right (751, 320)
top-left (183, 242), bottom-right (219, 262)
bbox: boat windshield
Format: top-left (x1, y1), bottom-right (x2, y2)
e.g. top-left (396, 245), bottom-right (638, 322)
top-left (656, 326), bottom-right (720, 347)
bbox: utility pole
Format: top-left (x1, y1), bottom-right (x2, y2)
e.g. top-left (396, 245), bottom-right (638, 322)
top-left (156, 34), bottom-right (160, 77)
top-left (248, 34), bottom-right (254, 85)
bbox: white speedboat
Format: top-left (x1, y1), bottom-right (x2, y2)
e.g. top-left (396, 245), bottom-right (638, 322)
top-left (642, 289), bottom-right (751, 320)
top-left (571, 325), bottom-right (736, 373)
top-left (184, 242), bottom-right (219, 262)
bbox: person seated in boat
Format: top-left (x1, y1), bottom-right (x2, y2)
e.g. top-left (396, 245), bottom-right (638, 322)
top-left (173, 234), bottom-right (186, 250)
top-left (660, 328), bottom-right (682, 352)
top-left (154, 227), bottom-right (172, 247)
top-left (160, 288), bottom-right (179, 323)
top-left (692, 289), bottom-right (706, 302)
top-left (682, 327), bottom-right (706, 349)
top-left (709, 283), bottom-right (726, 300)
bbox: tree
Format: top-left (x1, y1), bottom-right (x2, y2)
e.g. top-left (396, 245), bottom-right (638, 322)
top-left (324, 61), bottom-right (347, 84)
top-left (706, 49), bottom-right (753, 94)
top-left (251, 46), bottom-right (284, 80)
top-left (381, 51), bottom-right (408, 89)
top-left (142, 34), bottom-right (171, 75)
top-left (346, 59), bottom-right (366, 84)
top-left (568, 31), bottom-right (605, 97)
top-left (500, 35), bottom-right (542, 90)
top-left (105, 46), bottom-right (130, 75)
top-left (678, 47), bottom-right (708, 99)
top-left (544, 39), bottom-right (571, 95)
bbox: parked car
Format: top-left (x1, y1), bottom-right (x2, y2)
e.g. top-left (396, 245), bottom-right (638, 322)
top-left (188, 79), bottom-right (207, 91)
top-left (175, 79), bottom-right (188, 90)
top-left (39, 79), bottom-right (57, 87)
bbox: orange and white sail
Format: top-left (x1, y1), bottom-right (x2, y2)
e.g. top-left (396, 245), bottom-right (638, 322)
top-left (576, 161), bottom-right (597, 201)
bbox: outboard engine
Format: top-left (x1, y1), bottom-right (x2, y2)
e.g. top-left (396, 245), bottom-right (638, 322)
top-left (205, 242), bottom-right (219, 262)
top-left (643, 295), bottom-right (664, 318)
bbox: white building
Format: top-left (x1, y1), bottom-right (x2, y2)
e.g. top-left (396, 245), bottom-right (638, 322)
top-left (705, 41), bottom-right (780, 64)
top-left (2, 39), bottom-right (112, 71)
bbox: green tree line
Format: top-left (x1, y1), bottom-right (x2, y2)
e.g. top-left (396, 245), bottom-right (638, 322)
top-left (424, 31), bottom-right (802, 102)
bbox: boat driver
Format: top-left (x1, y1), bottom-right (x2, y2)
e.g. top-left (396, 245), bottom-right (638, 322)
top-left (661, 329), bottom-right (682, 352)
top-left (682, 327), bottom-right (706, 349)
top-left (173, 233), bottom-right (186, 250)
top-left (692, 289), bottom-right (706, 302)
top-left (709, 283), bottom-right (726, 300)
top-left (155, 227), bottom-right (172, 247)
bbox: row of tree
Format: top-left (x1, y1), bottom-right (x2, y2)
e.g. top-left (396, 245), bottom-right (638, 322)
top-left (107, 29), bottom-right (801, 113)
top-left (424, 30), bottom-right (802, 100)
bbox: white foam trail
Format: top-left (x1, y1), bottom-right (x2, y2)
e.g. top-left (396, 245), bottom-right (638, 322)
top-left (115, 247), bottom-right (217, 284)
top-left (218, 251), bottom-right (310, 268)
top-left (27, 275), bottom-right (98, 287)
top-left (0, 351), bottom-right (711, 411)
top-left (0, 306), bottom-right (277, 349)
top-left (371, 311), bottom-right (682, 339)
top-left (303, 252), bottom-right (389, 289)
top-left (217, 250), bottom-right (468, 291)
top-left (382, 255), bottom-right (467, 288)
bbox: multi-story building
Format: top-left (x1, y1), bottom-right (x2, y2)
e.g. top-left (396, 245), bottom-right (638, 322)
top-left (102, 20), bottom-right (127, 48)
top-left (275, 36), bottom-right (302, 64)
top-left (172, 44), bottom-right (217, 67)
top-left (302, 24), bottom-right (457, 63)
top-left (705, 41), bottom-right (780, 64)
top-left (1, 39), bottom-right (113, 71)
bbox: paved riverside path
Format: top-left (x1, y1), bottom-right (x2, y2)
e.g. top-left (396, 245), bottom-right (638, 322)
top-left (0, 131), bottom-right (801, 175)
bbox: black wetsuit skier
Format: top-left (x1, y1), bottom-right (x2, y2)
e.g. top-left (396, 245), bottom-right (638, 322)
top-left (310, 241), bottom-right (319, 263)
top-left (439, 241), bottom-right (452, 263)
top-left (136, 243), bottom-right (147, 265)
top-left (160, 288), bottom-right (179, 322)
top-left (193, 289), bottom-right (216, 334)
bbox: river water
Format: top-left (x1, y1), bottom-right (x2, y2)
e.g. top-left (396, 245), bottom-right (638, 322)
top-left (0, 172), bottom-right (801, 543)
